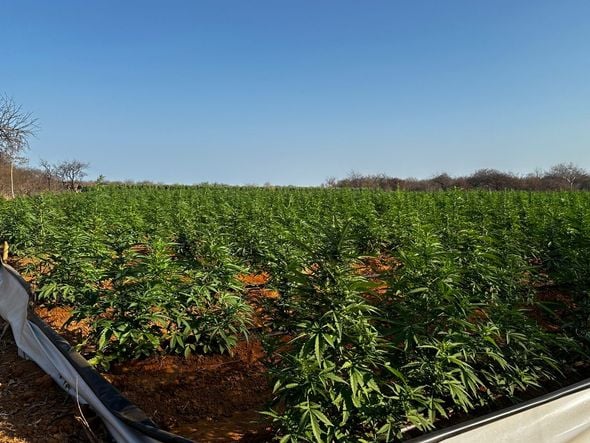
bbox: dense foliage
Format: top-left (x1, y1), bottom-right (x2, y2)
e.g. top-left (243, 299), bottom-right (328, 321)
top-left (0, 185), bottom-right (589, 441)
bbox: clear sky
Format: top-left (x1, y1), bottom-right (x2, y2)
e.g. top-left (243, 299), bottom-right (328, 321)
top-left (2, 1), bottom-right (589, 185)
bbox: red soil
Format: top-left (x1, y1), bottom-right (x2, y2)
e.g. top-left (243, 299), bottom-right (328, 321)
top-left (355, 254), bottom-right (401, 277)
top-left (35, 305), bottom-right (273, 442)
top-left (237, 273), bottom-right (270, 287)
top-left (238, 273), bottom-right (279, 329)
top-left (106, 341), bottom-right (272, 442)
top-left (0, 319), bottom-right (102, 443)
top-left (35, 306), bottom-right (91, 345)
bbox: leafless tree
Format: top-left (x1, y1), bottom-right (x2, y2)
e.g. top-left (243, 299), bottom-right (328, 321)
top-left (39, 159), bottom-right (57, 190)
top-left (547, 162), bottom-right (588, 190)
top-left (0, 95), bottom-right (38, 198)
top-left (56, 160), bottom-right (89, 191)
top-left (324, 176), bottom-right (337, 188)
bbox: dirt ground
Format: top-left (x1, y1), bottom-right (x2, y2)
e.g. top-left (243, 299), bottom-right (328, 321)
top-left (105, 341), bottom-right (272, 442)
top-left (1, 309), bottom-right (272, 443)
top-left (3, 264), bottom-right (275, 442)
top-left (35, 307), bottom-right (274, 443)
top-left (0, 265), bottom-right (394, 442)
top-left (0, 319), bottom-right (100, 443)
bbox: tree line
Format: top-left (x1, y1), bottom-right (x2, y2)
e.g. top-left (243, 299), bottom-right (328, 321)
top-left (0, 95), bottom-right (89, 197)
top-left (3, 94), bottom-right (588, 195)
top-left (327, 164), bottom-right (590, 191)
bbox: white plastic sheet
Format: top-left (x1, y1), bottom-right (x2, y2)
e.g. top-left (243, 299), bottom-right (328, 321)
top-left (440, 388), bottom-right (590, 443)
top-left (0, 265), bottom-right (166, 443)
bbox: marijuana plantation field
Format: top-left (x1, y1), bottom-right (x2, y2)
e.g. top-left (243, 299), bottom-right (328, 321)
top-left (1, 186), bottom-right (590, 442)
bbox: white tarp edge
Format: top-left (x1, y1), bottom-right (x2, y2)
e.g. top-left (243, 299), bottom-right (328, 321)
top-left (440, 387), bottom-right (590, 443)
top-left (0, 265), bottom-right (162, 443)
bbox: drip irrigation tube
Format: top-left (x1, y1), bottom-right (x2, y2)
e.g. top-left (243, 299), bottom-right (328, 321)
top-left (0, 262), bottom-right (193, 443)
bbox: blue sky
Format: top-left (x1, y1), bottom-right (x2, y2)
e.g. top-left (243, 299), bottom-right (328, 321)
top-left (2, 1), bottom-right (589, 185)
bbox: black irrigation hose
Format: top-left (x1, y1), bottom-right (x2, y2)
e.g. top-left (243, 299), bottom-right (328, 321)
top-left (2, 262), bottom-right (194, 443)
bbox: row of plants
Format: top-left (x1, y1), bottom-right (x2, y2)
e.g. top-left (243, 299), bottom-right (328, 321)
top-left (23, 228), bottom-right (252, 369)
top-left (0, 186), bottom-right (588, 441)
top-left (265, 220), bottom-right (576, 441)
